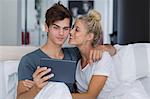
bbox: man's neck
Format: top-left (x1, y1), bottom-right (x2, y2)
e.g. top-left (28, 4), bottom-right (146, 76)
top-left (41, 41), bottom-right (64, 59)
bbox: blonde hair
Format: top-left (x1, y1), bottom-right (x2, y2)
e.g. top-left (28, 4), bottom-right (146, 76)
top-left (78, 10), bottom-right (103, 47)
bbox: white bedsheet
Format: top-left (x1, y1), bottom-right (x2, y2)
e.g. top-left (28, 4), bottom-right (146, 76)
top-left (34, 80), bottom-right (149, 99)
top-left (110, 80), bottom-right (149, 99)
top-left (35, 82), bottom-right (72, 99)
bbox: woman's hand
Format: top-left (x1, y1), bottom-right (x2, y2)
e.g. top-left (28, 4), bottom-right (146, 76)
top-left (96, 44), bottom-right (116, 56)
top-left (89, 49), bottom-right (103, 64)
top-left (23, 79), bottom-right (35, 91)
top-left (89, 44), bottom-right (116, 64)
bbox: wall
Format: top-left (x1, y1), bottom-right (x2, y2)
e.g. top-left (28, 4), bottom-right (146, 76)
top-left (21, 0), bottom-right (36, 30)
top-left (0, 0), bottom-right (2, 44)
top-left (94, 0), bottom-right (113, 44)
top-left (117, 0), bottom-right (149, 44)
top-left (21, 0), bottom-right (40, 46)
top-left (0, 0), bottom-right (21, 45)
top-left (149, 0), bottom-right (150, 41)
top-left (0, 0), bottom-right (113, 46)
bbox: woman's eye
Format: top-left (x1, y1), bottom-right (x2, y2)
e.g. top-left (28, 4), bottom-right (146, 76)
top-left (75, 28), bottom-right (79, 32)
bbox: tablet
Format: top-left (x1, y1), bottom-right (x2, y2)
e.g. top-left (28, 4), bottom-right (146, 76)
top-left (40, 58), bottom-right (77, 84)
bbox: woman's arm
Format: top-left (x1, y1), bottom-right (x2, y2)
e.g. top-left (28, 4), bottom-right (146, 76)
top-left (17, 81), bottom-right (40, 99)
top-left (88, 44), bottom-right (116, 63)
top-left (96, 44), bottom-right (116, 56)
top-left (17, 80), bottom-right (34, 94)
top-left (72, 75), bottom-right (107, 99)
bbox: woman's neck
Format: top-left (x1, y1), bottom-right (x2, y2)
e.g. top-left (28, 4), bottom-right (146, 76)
top-left (41, 41), bottom-right (64, 59)
top-left (77, 43), bottom-right (93, 68)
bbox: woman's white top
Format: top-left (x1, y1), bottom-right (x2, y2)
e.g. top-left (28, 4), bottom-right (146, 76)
top-left (76, 52), bottom-right (119, 99)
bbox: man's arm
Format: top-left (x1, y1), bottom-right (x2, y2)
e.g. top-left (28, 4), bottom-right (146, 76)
top-left (17, 67), bottom-right (53, 99)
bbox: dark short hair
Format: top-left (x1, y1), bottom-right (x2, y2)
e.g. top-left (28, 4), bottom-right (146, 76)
top-left (45, 2), bottom-right (72, 27)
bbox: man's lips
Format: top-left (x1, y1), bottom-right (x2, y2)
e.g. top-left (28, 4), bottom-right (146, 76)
top-left (56, 37), bottom-right (65, 40)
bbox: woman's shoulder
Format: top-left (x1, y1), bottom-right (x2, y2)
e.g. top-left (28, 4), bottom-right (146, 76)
top-left (94, 52), bottom-right (113, 69)
top-left (101, 51), bottom-right (112, 60)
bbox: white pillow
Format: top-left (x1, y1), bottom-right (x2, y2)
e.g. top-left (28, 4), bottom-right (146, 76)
top-left (147, 44), bottom-right (150, 76)
top-left (132, 43), bottom-right (149, 78)
top-left (113, 43), bottom-right (150, 82)
top-left (113, 44), bottom-right (136, 82)
top-left (139, 77), bottom-right (150, 97)
top-left (3, 60), bottom-right (20, 99)
top-left (0, 61), bottom-right (5, 99)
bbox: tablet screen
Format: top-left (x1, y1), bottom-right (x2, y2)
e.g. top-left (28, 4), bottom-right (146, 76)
top-left (40, 58), bottom-right (77, 84)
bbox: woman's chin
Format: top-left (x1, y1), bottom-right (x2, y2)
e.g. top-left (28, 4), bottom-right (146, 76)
top-left (68, 41), bottom-right (76, 45)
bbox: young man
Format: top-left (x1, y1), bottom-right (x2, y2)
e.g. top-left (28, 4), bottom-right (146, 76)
top-left (17, 2), bottom-right (116, 99)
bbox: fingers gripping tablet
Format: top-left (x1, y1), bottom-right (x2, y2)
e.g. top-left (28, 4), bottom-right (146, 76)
top-left (40, 58), bottom-right (77, 84)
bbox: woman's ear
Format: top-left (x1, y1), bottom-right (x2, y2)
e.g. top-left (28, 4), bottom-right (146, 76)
top-left (45, 23), bottom-right (49, 32)
top-left (87, 33), bottom-right (94, 41)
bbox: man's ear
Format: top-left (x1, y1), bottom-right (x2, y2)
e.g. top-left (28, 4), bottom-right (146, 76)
top-left (45, 23), bottom-right (49, 32)
top-left (87, 33), bottom-right (94, 41)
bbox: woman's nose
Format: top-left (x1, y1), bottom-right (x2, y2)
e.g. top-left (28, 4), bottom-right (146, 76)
top-left (70, 29), bottom-right (74, 36)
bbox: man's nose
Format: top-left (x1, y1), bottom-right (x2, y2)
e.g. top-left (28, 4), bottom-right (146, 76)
top-left (59, 29), bottom-right (64, 35)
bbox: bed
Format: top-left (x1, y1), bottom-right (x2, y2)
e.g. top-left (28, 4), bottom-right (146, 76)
top-left (0, 43), bottom-right (150, 99)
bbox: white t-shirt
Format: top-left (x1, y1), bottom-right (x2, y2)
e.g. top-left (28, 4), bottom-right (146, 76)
top-left (76, 52), bottom-right (119, 99)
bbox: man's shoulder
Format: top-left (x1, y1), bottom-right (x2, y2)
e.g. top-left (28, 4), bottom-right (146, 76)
top-left (63, 47), bottom-right (81, 61)
top-left (63, 46), bottom-right (78, 50)
top-left (63, 47), bottom-right (79, 53)
top-left (21, 49), bottom-right (41, 61)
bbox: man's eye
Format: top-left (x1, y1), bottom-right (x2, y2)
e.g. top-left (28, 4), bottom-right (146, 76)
top-left (53, 27), bottom-right (58, 29)
top-left (64, 28), bottom-right (70, 31)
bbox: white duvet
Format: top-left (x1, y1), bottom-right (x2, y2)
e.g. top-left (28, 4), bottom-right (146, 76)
top-left (35, 82), bottom-right (72, 99)
top-left (34, 80), bottom-right (149, 99)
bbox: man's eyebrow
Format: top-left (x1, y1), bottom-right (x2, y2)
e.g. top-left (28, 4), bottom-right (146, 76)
top-left (53, 24), bottom-right (60, 27)
top-left (53, 23), bottom-right (70, 28)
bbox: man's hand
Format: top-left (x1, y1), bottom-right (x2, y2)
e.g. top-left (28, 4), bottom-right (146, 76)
top-left (32, 66), bottom-right (54, 91)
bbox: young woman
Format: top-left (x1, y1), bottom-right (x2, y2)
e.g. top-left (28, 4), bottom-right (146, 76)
top-left (69, 10), bottom-right (119, 99)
